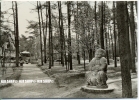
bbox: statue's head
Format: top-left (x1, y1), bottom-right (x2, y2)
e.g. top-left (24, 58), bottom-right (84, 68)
top-left (95, 48), bottom-right (106, 58)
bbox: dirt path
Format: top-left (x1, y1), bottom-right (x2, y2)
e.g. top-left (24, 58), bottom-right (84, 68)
top-left (0, 64), bottom-right (61, 98)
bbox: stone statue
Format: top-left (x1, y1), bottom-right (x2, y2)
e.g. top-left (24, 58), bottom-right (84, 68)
top-left (86, 48), bottom-right (108, 88)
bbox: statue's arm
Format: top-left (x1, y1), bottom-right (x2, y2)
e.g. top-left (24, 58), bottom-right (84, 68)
top-left (98, 57), bottom-right (107, 71)
top-left (86, 58), bottom-right (95, 71)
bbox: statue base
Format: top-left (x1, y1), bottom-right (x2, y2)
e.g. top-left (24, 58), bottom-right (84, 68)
top-left (81, 85), bottom-right (114, 93)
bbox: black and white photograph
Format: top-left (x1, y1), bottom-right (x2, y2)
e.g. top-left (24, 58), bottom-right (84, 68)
top-left (0, 0), bottom-right (138, 98)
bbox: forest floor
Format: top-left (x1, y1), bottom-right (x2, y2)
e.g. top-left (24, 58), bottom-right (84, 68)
top-left (39, 59), bottom-right (138, 98)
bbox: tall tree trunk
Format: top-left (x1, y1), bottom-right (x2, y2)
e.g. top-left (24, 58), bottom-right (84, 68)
top-left (58, 1), bottom-right (64, 66)
top-left (51, 24), bottom-right (53, 66)
top-left (59, 1), bottom-right (66, 68)
top-left (129, 1), bottom-right (136, 73)
top-left (37, 1), bottom-right (43, 66)
top-left (116, 1), bottom-right (132, 98)
top-left (15, 1), bottom-right (19, 67)
top-left (64, 42), bottom-right (67, 68)
top-left (94, 1), bottom-right (98, 50)
top-left (12, 1), bottom-right (16, 41)
top-left (133, 1), bottom-right (137, 57)
top-left (50, 28), bottom-right (54, 66)
top-left (0, 2), bottom-right (1, 45)
top-left (106, 34), bottom-right (110, 65)
top-left (60, 1), bottom-right (65, 67)
top-left (108, 22), bottom-right (111, 60)
top-left (113, 1), bottom-right (117, 67)
top-left (11, 1), bottom-right (16, 70)
top-left (100, 1), bottom-right (104, 49)
top-left (0, 3), bottom-right (1, 71)
top-left (44, 1), bottom-right (48, 63)
top-left (125, 2), bottom-right (133, 70)
top-left (83, 50), bottom-right (85, 70)
top-left (40, 2), bottom-right (46, 64)
top-left (95, 1), bottom-right (97, 41)
top-left (109, 24), bottom-right (114, 60)
top-left (104, 2), bottom-right (110, 65)
top-left (134, 1), bottom-right (138, 59)
top-left (67, 1), bottom-right (72, 70)
top-left (48, 1), bottom-right (52, 69)
top-left (83, 26), bottom-right (86, 69)
top-left (76, 1), bottom-right (80, 64)
top-left (50, 6), bottom-right (53, 67)
top-left (89, 49), bottom-right (92, 62)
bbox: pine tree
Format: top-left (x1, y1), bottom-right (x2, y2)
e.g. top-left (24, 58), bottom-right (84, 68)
top-left (67, 1), bottom-right (72, 70)
top-left (58, 1), bottom-right (64, 66)
top-left (48, 1), bottom-right (52, 69)
top-left (37, 1), bottom-right (43, 65)
top-left (116, 1), bottom-right (132, 98)
top-left (129, 1), bottom-right (136, 73)
top-left (15, 1), bottom-right (19, 67)
top-left (100, 1), bottom-right (104, 49)
top-left (113, 1), bottom-right (117, 67)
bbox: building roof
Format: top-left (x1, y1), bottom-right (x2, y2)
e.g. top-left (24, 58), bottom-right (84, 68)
top-left (21, 51), bottom-right (30, 54)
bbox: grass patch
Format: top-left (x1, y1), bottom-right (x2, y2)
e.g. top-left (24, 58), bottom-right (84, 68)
top-left (0, 66), bottom-right (23, 89)
top-left (6, 68), bottom-right (22, 80)
top-left (38, 61), bottom-right (124, 87)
